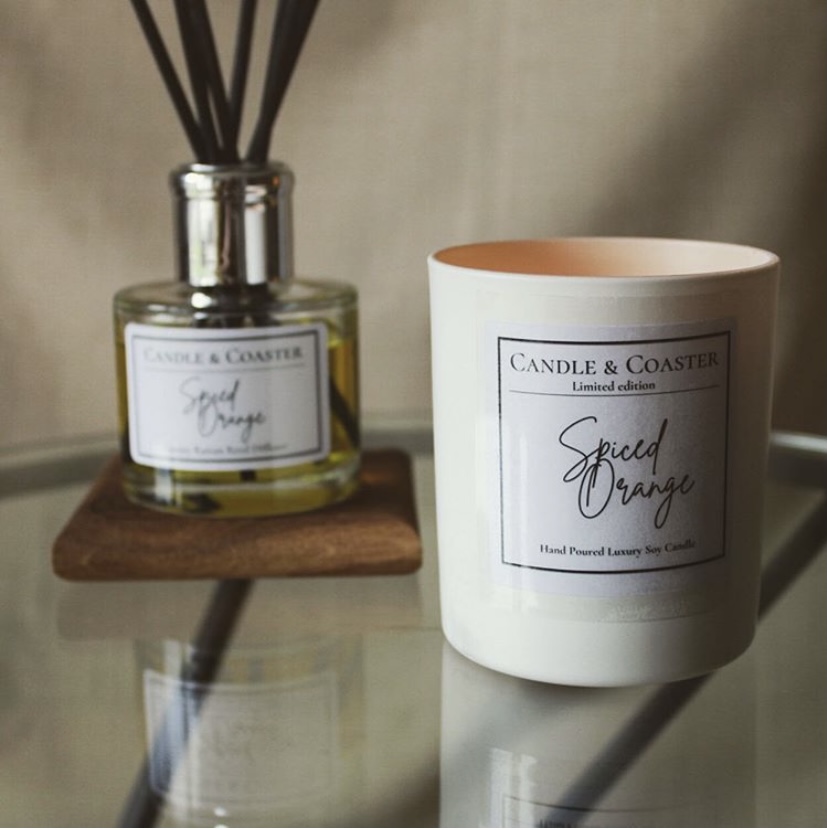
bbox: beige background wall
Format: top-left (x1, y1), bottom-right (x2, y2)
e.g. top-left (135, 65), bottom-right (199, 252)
top-left (0, 0), bottom-right (824, 448)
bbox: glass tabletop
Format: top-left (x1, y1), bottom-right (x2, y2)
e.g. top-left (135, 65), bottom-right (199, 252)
top-left (0, 428), bottom-right (825, 828)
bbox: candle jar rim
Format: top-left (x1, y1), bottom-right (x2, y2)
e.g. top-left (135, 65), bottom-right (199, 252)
top-left (429, 237), bottom-right (779, 281)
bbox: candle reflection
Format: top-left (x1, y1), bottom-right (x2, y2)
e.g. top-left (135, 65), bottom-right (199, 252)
top-left (440, 642), bottom-right (755, 828)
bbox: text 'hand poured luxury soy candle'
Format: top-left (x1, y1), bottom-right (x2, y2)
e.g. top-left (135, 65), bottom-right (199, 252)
top-left (429, 238), bottom-right (779, 686)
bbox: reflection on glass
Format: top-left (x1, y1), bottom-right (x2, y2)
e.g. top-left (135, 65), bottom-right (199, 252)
top-left (136, 637), bottom-right (364, 827)
top-left (440, 642), bottom-right (755, 828)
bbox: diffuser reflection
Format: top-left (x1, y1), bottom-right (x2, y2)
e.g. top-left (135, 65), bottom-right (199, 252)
top-left (440, 642), bottom-right (756, 828)
top-left (56, 554), bottom-right (435, 826)
top-left (135, 637), bottom-right (364, 827)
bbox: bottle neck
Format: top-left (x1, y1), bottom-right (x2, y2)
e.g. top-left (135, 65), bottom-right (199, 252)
top-left (170, 161), bottom-right (294, 288)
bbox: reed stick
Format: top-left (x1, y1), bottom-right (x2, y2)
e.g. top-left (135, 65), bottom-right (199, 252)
top-left (173, 0), bottom-right (220, 162)
top-left (188, 0), bottom-right (238, 161)
top-left (131, 0), bottom-right (321, 165)
top-left (246, 0), bottom-right (320, 163)
top-left (228, 0), bottom-right (258, 150)
top-left (128, 0), bottom-right (206, 160)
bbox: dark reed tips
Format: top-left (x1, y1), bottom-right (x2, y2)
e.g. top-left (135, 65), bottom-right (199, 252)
top-left (130, 0), bottom-right (320, 165)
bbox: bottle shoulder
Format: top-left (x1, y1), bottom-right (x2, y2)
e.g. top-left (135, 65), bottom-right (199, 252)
top-left (114, 277), bottom-right (357, 317)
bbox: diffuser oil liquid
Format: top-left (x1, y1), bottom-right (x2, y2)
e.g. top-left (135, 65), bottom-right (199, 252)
top-left (114, 279), bottom-right (359, 517)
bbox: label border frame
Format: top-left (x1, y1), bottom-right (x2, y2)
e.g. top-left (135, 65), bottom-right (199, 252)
top-left (495, 328), bottom-right (731, 577)
top-left (126, 324), bottom-right (329, 470)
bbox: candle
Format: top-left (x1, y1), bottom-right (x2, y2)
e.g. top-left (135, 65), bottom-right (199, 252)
top-left (429, 238), bottom-right (779, 686)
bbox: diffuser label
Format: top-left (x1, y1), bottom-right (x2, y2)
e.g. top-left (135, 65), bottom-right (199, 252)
top-left (487, 320), bottom-right (732, 596)
top-left (125, 323), bottom-right (329, 471)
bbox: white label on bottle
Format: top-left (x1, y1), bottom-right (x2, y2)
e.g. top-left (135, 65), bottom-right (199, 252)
top-left (487, 320), bottom-right (732, 596)
top-left (125, 323), bottom-right (329, 471)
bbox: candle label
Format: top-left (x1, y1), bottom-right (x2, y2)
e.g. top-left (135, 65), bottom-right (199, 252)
top-left (487, 320), bottom-right (732, 596)
top-left (125, 323), bottom-right (330, 471)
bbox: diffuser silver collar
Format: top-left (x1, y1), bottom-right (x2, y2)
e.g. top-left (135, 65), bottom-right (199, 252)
top-left (171, 161), bottom-right (294, 288)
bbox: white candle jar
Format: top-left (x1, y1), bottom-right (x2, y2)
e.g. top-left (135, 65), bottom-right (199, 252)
top-left (428, 238), bottom-right (779, 686)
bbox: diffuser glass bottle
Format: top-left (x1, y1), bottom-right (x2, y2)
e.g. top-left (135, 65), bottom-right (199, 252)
top-left (114, 162), bottom-right (359, 517)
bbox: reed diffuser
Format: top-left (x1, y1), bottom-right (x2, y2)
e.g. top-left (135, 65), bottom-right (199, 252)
top-left (115, 0), bottom-right (360, 517)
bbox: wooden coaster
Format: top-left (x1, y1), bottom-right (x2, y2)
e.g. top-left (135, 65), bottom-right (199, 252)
top-left (52, 449), bottom-right (421, 581)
